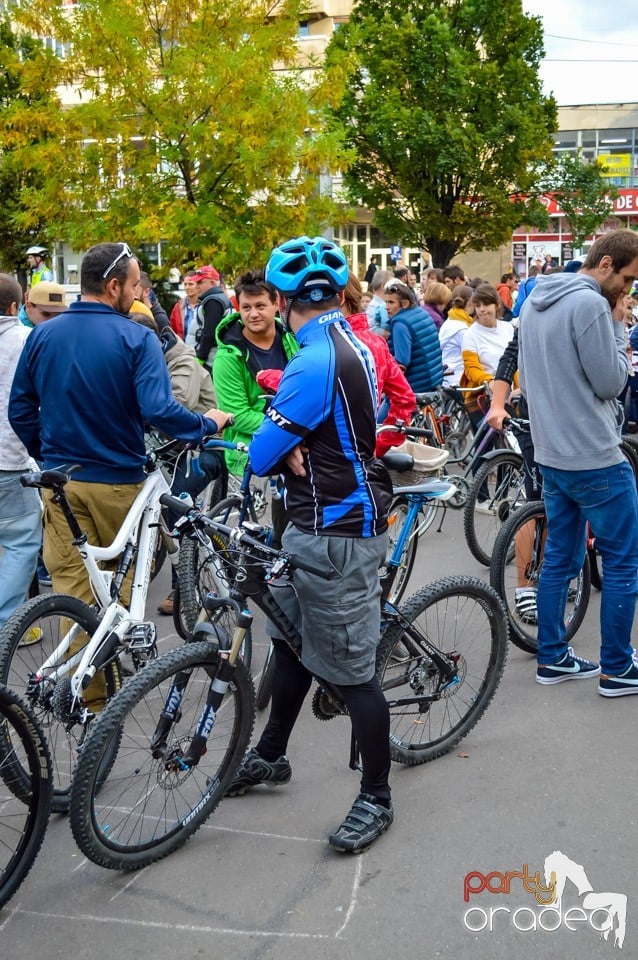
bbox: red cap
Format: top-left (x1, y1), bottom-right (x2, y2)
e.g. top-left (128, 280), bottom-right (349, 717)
top-left (191, 265), bottom-right (220, 283)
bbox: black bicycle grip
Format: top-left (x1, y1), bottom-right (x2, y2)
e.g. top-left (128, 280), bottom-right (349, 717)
top-left (159, 492), bottom-right (193, 516)
top-left (400, 425), bottom-right (433, 438)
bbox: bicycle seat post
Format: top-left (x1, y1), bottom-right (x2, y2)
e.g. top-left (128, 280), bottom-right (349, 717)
top-left (52, 484), bottom-right (86, 545)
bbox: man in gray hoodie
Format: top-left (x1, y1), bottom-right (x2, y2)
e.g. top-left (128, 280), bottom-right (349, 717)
top-left (519, 229), bottom-right (638, 696)
top-left (0, 274), bottom-right (42, 629)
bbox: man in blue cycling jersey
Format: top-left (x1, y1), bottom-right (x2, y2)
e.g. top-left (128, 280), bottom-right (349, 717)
top-left (226, 236), bottom-right (394, 853)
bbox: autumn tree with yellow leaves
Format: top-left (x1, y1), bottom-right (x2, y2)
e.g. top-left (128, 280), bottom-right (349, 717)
top-left (0, 0), bottom-right (349, 274)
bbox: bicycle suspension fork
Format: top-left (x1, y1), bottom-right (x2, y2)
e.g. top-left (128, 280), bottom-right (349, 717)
top-left (150, 603), bottom-right (253, 770)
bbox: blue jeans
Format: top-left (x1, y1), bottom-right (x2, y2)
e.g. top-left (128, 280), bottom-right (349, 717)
top-left (537, 462), bottom-right (638, 675)
top-left (0, 471), bottom-right (42, 630)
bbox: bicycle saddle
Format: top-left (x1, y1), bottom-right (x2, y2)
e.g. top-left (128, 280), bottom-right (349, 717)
top-left (20, 464), bottom-right (82, 489)
top-left (381, 450), bottom-right (414, 473)
top-left (414, 392), bottom-right (440, 405)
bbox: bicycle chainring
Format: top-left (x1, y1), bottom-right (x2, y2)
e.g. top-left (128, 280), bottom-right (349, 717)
top-left (311, 686), bottom-right (344, 721)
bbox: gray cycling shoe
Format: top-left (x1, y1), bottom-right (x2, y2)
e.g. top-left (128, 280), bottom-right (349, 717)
top-left (225, 748), bottom-right (292, 797)
top-left (328, 793), bottom-right (394, 853)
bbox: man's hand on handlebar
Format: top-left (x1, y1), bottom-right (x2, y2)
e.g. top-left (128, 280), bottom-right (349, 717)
top-left (203, 409), bottom-right (235, 432)
top-left (486, 405), bottom-right (508, 430)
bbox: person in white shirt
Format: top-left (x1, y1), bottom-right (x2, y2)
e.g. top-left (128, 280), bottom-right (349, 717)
top-left (461, 283), bottom-right (515, 429)
top-left (438, 285), bottom-right (474, 385)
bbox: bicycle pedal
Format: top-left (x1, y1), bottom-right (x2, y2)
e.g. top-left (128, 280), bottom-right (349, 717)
top-left (126, 623), bottom-right (158, 662)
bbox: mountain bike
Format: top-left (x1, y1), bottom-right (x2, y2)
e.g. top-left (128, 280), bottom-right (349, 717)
top-left (0, 435), bottom-right (226, 812)
top-left (379, 431), bottom-right (456, 604)
top-left (0, 685), bottom-right (52, 909)
top-left (69, 493), bottom-right (508, 870)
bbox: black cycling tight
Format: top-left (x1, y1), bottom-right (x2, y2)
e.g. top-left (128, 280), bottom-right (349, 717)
top-left (256, 636), bottom-right (391, 803)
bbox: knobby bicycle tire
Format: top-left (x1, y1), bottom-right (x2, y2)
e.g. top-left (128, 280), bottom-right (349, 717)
top-left (463, 451), bottom-right (525, 567)
top-left (0, 593), bottom-right (121, 812)
top-left (0, 686), bottom-right (52, 908)
top-left (490, 500), bottom-right (591, 655)
top-left (176, 497), bottom-right (253, 667)
top-left (69, 641), bottom-right (255, 870)
top-left (376, 577), bottom-right (507, 765)
top-left (255, 642), bottom-right (275, 712)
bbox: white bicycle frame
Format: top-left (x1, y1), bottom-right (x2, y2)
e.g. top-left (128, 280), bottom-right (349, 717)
top-left (36, 470), bottom-right (172, 701)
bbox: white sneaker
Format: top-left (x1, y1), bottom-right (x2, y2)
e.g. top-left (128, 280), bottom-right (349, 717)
top-left (474, 501), bottom-right (495, 515)
top-left (514, 587), bottom-right (538, 625)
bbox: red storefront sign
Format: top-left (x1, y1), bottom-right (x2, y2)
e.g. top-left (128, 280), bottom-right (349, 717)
top-left (538, 188), bottom-right (638, 217)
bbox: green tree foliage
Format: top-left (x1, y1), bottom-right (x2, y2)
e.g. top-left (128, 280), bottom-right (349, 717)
top-left (0, 16), bottom-right (65, 273)
top-left (325, 0), bottom-right (558, 265)
top-left (541, 152), bottom-right (616, 249)
top-left (5, 0), bottom-right (349, 274)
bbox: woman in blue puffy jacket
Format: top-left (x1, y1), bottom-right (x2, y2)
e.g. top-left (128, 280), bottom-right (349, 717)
top-left (385, 279), bottom-right (444, 393)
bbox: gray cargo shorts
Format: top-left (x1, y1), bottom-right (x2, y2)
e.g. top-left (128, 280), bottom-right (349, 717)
top-left (271, 524), bottom-right (387, 686)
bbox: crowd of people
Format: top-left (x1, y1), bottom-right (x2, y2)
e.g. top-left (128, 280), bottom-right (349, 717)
top-left (1, 228), bottom-right (638, 855)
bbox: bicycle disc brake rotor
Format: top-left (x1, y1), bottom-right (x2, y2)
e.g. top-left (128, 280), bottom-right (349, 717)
top-left (158, 736), bottom-right (197, 786)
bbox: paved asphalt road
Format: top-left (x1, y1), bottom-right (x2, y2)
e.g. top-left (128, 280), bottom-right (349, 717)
top-left (1, 505), bottom-right (634, 960)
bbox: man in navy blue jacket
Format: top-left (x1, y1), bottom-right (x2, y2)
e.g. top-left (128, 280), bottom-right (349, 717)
top-left (9, 242), bottom-right (231, 610)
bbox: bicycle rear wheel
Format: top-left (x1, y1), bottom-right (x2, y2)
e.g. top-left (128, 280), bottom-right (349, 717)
top-left (376, 577), bottom-right (507, 765)
top-left (0, 593), bottom-right (121, 812)
top-left (69, 641), bottom-right (255, 870)
top-left (490, 500), bottom-right (591, 655)
top-left (0, 686), bottom-right (52, 908)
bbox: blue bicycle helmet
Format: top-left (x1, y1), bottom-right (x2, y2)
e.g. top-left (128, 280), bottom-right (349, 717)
top-left (265, 236), bottom-right (349, 300)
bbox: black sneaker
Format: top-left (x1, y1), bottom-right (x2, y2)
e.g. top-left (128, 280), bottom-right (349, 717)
top-left (536, 646), bottom-right (600, 685)
top-left (599, 661), bottom-right (638, 698)
top-left (328, 793), bottom-right (394, 853)
top-left (225, 747), bottom-right (292, 797)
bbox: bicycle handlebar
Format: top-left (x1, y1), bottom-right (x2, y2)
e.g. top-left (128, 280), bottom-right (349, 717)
top-left (377, 422), bottom-right (432, 438)
top-left (502, 416), bottom-right (531, 432)
top-left (158, 493), bottom-right (336, 579)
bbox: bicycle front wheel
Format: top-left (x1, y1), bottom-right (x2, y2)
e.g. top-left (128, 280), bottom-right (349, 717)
top-left (376, 577), bottom-right (507, 765)
top-left (0, 686), bottom-right (52, 908)
top-left (463, 451), bottom-right (525, 567)
top-left (69, 641), bottom-right (255, 870)
top-left (0, 593), bottom-right (120, 812)
top-left (490, 500), bottom-right (591, 655)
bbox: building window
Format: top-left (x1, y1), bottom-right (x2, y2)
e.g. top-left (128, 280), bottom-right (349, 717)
top-left (298, 21), bottom-right (309, 37)
top-left (554, 131), bottom-right (577, 149)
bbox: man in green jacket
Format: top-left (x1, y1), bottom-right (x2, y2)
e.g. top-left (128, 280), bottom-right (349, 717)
top-left (213, 269), bottom-right (298, 478)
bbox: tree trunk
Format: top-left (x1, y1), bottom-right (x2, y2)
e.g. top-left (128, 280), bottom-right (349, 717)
top-left (425, 237), bottom-right (460, 267)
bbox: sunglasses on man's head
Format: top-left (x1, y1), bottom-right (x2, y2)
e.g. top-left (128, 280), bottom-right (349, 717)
top-left (102, 242), bottom-right (134, 279)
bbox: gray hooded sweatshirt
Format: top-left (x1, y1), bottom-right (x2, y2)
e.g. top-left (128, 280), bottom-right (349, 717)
top-left (518, 272), bottom-right (629, 471)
